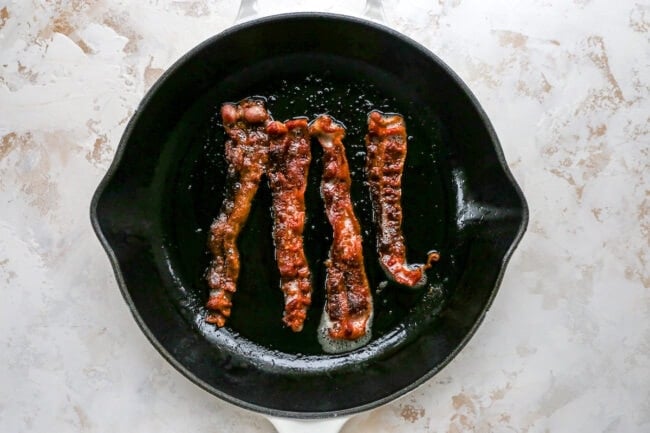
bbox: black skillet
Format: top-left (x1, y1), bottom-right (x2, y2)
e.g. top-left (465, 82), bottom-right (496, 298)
top-left (90, 12), bottom-right (528, 429)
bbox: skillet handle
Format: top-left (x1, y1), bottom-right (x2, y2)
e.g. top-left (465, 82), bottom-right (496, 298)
top-left (235, 0), bottom-right (385, 24)
top-left (235, 0), bottom-right (258, 23)
top-left (267, 415), bottom-right (351, 433)
top-left (363, 0), bottom-right (386, 23)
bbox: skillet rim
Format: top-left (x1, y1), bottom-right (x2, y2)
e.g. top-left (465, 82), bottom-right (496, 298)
top-left (89, 12), bottom-right (529, 419)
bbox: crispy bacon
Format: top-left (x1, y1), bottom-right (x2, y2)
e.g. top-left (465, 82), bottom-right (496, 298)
top-left (266, 118), bottom-right (313, 332)
top-left (206, 98), bottom-right (270, 326)
top-left (310, 115), bottom-right (373, 342)
top-left (365, 110), bottom-right (439, 288)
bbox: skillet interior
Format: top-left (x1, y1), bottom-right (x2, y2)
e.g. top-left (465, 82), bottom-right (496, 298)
top-left (91, 14), bottom-right (528, 417)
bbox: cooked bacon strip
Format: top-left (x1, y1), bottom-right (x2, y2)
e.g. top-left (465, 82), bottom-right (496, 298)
top-left (206, 98), bottom-right (270, 326)
top-left (365, 111), bottom-right (439, 288)
top-left (310, 115), bottom-right (373, 343)
top-left (266, 118), bottom-right (313, 332)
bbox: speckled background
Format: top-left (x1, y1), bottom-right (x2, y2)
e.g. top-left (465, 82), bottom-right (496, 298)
top-left (1, 1), bottom-right (648, 432)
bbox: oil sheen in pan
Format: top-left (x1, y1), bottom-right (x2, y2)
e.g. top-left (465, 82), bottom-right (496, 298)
top-left (166, 69), bottom-right (450, 363)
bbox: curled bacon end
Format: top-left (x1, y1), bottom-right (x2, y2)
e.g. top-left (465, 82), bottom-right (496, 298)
top-left (310, 114), bottom-right (373, 345)
top-left (206, 98), bottom-right (271, 327)
top-left (266, 118), bottom-right (313, 332)
top-left (366, 110), bottom-right (439, 288)
top-left (425, 250), bottom-right (441, 269)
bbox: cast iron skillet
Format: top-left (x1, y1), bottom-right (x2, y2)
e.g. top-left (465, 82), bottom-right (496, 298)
top-left (91, 13), bottom-right (528, 421)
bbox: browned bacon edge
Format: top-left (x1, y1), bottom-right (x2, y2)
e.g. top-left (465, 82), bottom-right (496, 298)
top-left (266, 118), bottom-right (313, 332)
top-left (365, 110), bottom-right (439, 288)
top-left (310, 114), bottom-right (373, 348)
top-left (205, 98), bottom-right (271, 327)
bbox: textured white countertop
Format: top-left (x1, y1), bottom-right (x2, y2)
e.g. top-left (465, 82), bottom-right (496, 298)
top-left (1, 1), bottom-right (648, 432)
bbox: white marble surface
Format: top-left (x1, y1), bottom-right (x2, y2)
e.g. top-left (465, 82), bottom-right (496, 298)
top-left (1, 0), bottom-right (649, 432)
